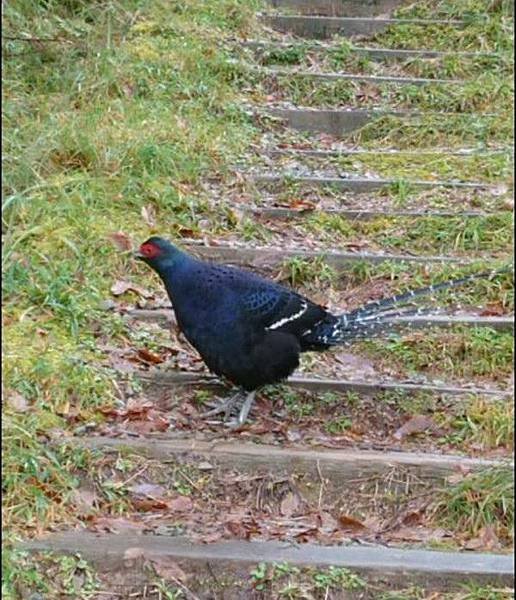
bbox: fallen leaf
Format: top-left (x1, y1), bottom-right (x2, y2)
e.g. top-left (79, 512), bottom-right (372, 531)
top-left (279, 492), bottom-right (300, 517)
top-left (110, 280), bottom-right (153, 298)
top-left (393, 415), bottom-right (442, 440)
top-left (168, 496), bottom-right (193, 512)
top-left (197, 461), bottom-right (214, 471)
top-left (287, 199), bottom-right (317, 212)
top-left (141, 205), bottom-right (156, 227)
top-left (123, 547), bottom-right (146, 561)
top-left (107, 231), bottom-right (133, 252)
top-left (6, 391), bottom-right (29, 413)
top-left (71, 485), bottom-right (97, 516)
top-left (225, 520), bottom-right (251, 539)
top-left (464, 525), bottom-right (501, 551)
top-left (388, 526), bottom-right (449, 543)
top-left (136, 347), bottom-right (164, 364)
top-left (87, 516), bottom-right (145, 533)
top-left (131, 497), bottom-right (170, 512)
top-left (318, 511), bottom-right (339, 531)
top-left (149, 556), bottom-right (188, 582)
top-left (128, 483), bottom-right (167, 498)
top-left (338, 514), bottom-right (367, 532)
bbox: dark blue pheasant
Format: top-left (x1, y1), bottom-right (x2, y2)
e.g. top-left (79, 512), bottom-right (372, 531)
top-left (136, 236), bottom-right (509, 426)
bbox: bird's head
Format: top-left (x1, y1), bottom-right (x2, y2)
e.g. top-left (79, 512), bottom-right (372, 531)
top-left (134, 236), bottom-right (183, 271)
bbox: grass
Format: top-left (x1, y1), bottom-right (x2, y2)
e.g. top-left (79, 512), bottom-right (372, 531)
top-left (358, 327), bottom-right (514, 381)
top-left (430, 466), bottom-right (514, 543)
top-left (253, 41), bottom-right (513, 81)
top-left (2, 0), bottom-right (261, 593)
top-left (271, 148), bottom-right (513, 181)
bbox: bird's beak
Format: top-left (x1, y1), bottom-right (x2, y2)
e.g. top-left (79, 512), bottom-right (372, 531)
top-left (133, 250), bottom-right (145, 260)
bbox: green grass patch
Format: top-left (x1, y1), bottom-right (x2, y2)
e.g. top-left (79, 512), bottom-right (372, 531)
top-left (431, 466), bottom-right (514, 544)
top-left (358, 327), bottom-right (514, 381)
top-left (2, 0), bottom-right (262, 594)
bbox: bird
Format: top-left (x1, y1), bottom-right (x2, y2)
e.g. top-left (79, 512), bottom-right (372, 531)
top-left (135, 236), bottom-right (510, 427)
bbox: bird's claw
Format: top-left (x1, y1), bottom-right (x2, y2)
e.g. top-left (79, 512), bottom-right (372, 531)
top-left (200, 392), bottom-right (243, 420)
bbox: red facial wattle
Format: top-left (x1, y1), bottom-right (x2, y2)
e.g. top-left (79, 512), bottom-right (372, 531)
top-left (139, 242), bottom-right (161, 259)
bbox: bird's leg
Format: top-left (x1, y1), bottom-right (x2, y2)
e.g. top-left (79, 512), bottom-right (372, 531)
top-left (235, 390), bottom-right (256, 427)
top-left (201, 388), bottom-right (246, 420)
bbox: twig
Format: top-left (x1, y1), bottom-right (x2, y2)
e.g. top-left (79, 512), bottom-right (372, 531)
top-left (167, 575), bottom-right (201, 600)
top-left (3, 35), bottom-right (71, 43)
top-left (316, 459), bottom-right (325, 510)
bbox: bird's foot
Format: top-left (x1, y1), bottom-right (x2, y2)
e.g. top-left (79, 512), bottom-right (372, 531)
top-left (202, 390), bottom-right (256, 428)
top-left (226, 391), bottom-right (256, 429)
top-left (201, 389), bottom-right (246, 420)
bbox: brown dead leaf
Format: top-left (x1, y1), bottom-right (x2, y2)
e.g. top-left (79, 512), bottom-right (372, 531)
top-left (128, 411), bottom-right (169, 434)
top-left (87, 516), bottom-right (145, 533)
top-left (110, 280), bottom-right (153, 299)
top-left (480, 302), bottom-right (506, 316)
top-left (107, 231), bottom-right (133, 252)
top-left (338, 514), bottom-right (367, 532)
top-left (149, 556), bottom-right (188, 582)
top-left (6, 391), bottom-right (29, 413)
top-left (141, 204), bottom-right (156, 227)
top-left (168, 496), bottom-right (193, 512)
top-left (225, 520), bottom-right (252, 539)
top-left (279, 492), bottom-right (300, 517)
top-left (388, 526), bottom-right (449, 543)
top-left (131, 497), bottom-right (170, 512)
top-left (393, 415), bottom-right (442, 440)
top-left (136, 347), bottom-right (164, 364)
top-left (318, 511), bottom-right (339, 531)
top-left (286, 199), bottom-right (317, 212)
top-left (71, 485), bottom-right (97, 516)
top-left (464, 525), bottom-right (501, 551)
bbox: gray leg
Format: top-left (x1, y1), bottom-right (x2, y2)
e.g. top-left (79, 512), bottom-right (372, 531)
top-left (201, 389), bottom-right (246, 420)
top-left (236, 390), bottom-right (256, 426)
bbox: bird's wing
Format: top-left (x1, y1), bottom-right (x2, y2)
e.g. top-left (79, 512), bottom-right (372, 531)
top-left (241, 284), bottom-right (327, 334)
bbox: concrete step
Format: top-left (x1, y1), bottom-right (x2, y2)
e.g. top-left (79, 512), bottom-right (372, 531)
top-left (252, 172), bottom-right (500, 193)
top-left (69, 436), bottom-right (513, 483)
top-left (244, 39), bottom-right (502, 60)
top-left (248, 205), bottom-right (499, 219)
top-left (183, 242), bottom-right (477, 266)
top-left (136, 368), bottom-right (514, 399)
top-left (20, 531), bottom-right (515, 588)
top-left (127, 305), bottom-right (514, 332)
top-left (257, 65), bottom-right (464, 85)
top-left (260, 106), bottom-right (499, 136)
top-left (259, 14), bottom-right (466, 40)
top-left (267, 147), bottom-right (512, 158)
top-left (266, 0), bottom-right (404, 18)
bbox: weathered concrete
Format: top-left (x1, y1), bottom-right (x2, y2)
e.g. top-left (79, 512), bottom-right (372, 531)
top-left (248, 206), bottom-right (494, 220)
top-left (267, 148), bottom-right (511, 158)
top-left (267, 0), bottom-right (404, 18)
top-left (260, 66), bottom-right (463, 85)
top-left (253, 173), bottom-right (496, 192)
top-left (126, 306), bottom-right (514, 332)
top-left (184, 243), bottom-right (471, 265)
top-left (20, 532), bottom-right (515, 586)
top-left (137, 369), bottom-right (513, 399)
top-left (262, 107), bottom-right (495, 136)
top-left (260, 15), bottom-right (465, 40)
top-left (266, 106), bottom-right (399, 135)
top-left (246, 40), bottom-right (499, 60)
top-left (70, 437), bottom-right (512, 481)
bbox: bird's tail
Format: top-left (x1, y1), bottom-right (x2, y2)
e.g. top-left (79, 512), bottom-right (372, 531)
top-left (305, 266), bottom-right (512, 346)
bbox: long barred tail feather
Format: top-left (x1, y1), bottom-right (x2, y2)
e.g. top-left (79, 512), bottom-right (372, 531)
top-left (346, 267), bottom-right (512, 321)
top-left (306, 266), bottom-right (512, 347)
